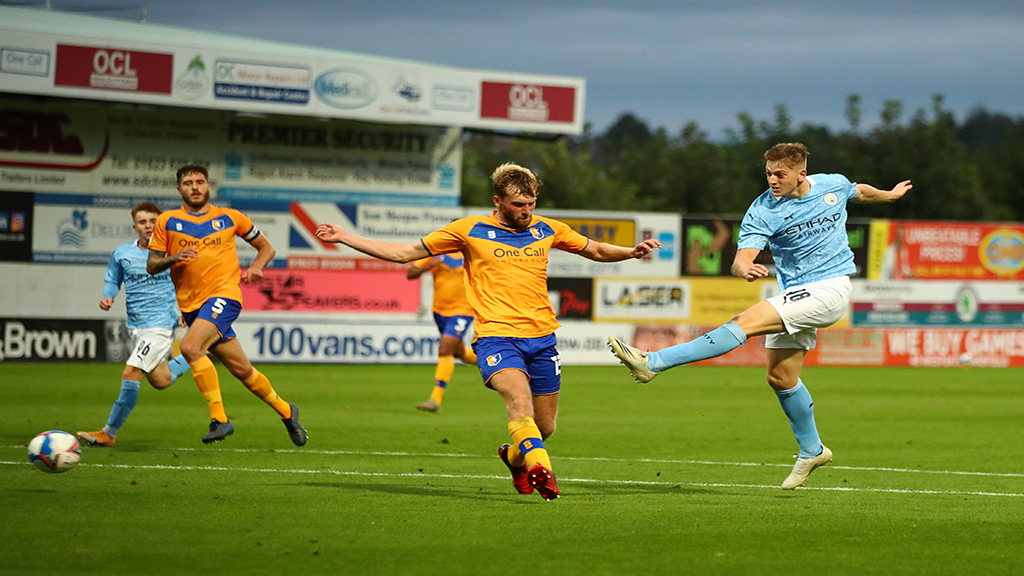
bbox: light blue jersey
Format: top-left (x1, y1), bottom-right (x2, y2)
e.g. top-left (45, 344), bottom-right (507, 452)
top-left (737, 173), bottom-right (858, 291)
top-left (103, 240), bottom-right (179, 330)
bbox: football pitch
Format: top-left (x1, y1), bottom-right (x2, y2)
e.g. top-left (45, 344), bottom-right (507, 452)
top-left (2, 362), bottom-right (1023, 575)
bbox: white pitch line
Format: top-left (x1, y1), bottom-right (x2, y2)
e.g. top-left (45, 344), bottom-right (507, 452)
top-left (3, 460), bottom-right (1024, 498)
top-left (6, 445), bottom-right (1024, 478)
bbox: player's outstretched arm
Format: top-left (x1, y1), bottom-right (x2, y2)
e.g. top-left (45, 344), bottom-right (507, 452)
top-left (855, 180), bottom-right (912, 203)
top-left (579, 238), bottom-right (661, 262)
top-left (316, 222), bottom-right (429, 263)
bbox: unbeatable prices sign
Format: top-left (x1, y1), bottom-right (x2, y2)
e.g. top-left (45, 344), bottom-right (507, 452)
top-left (54, 44), bottom-right (173, 94)
top-left (480, 82), bottom-right (575, 124)
top-left (871, 220), bottom-right (1024, 280)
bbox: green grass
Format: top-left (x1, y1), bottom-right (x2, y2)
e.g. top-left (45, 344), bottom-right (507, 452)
top-left (2, 363), bottom-right (1023, 575)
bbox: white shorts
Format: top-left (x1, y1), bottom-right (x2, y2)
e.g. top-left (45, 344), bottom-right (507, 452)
top-left (764, 276), bottom-right (852, 350)
top-left (125, 327), bottom-right (175, 373)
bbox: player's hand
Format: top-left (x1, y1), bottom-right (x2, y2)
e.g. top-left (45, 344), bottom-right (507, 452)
top-left (743, 263), bottom-right (770, 282)
top-left (172, 247), bottom-right (198, 264)
top-left (316, 223), bottom-right (345, 243)
top-left (631, 238), bottom-right (662, 258)
top-left (242, 266), bottom-right (264, 283)
top-left (889, 180), bottom-right (913, 201)
top-left (98, 297), bottom-right (113, 311)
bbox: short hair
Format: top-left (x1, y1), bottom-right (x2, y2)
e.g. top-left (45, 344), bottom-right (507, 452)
top-left (491, 163), bottom-right (541, 199)
top-left (764, 142), bottom-right (809, 169)
top-left (131, 201), bottom-right (162, 221)
top-left (176, 164), bottom-right (209, 184)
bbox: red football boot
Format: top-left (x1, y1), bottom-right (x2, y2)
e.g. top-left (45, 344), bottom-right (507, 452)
top-left (498, 444), bottom-right (534, 495)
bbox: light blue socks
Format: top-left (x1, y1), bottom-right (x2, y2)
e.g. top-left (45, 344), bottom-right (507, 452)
top-left (105, 379), bottom-right (141, 435)
top-left (775, 379), bottom-right (823, 458)
top-left (647, 321), bottom-right (748, 372)
top-left (168, 354), bottom-right (190, 383)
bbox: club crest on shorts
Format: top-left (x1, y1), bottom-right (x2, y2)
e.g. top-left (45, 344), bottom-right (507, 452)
top-left (823, 193), bottom-right (839, 206)
top-left (486, 353), bottom-right (502, 366)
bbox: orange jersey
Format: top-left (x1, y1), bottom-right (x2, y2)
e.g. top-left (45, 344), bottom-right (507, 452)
top-left (150, 205), bottom-right (260, 313)
top-left (420, 212), bottom-right (590, 338)
top-left (413, 254), bottom-right (475, 317)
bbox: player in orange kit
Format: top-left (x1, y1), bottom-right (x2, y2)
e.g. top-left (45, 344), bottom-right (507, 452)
top-left (316, 163), bottom-right (660, 500)
top-left (407, 254), bottom-right (478, 413)
top-left (147, 164), bottom-right (306, 446)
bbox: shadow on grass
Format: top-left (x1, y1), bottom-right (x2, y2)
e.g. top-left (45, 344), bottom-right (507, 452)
top-left (298, 479), bottom-right (722, 500)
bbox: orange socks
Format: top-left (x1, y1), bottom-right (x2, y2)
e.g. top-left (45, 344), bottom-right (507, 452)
top-left (190, 356), bottom-right (227, 422)
top-left (242, 369), bottom-right (291, 418)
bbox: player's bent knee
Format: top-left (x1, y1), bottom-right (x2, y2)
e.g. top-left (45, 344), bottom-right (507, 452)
top-left (765, 372), bottom-right (797, 391)
top-left (147, 376), bottom-right (173, 390)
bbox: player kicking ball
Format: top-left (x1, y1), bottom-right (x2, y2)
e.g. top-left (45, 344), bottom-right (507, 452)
top-left (610, 142), bottom-right (911, 489)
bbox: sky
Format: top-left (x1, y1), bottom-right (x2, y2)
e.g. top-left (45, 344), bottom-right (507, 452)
top-left (38, 0), bottom-right (1024, 137)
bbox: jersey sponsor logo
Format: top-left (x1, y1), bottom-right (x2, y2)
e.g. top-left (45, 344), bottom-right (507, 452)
top-left (177, 236), bottom-right (223, 248)
top-left (492, 245), bottom-right (546, 260)
top-left (782, 212), bottom-right (843, 236)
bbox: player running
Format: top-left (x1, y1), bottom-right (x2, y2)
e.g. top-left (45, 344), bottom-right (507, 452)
top-left (317, 162), bottom-right (660, 500)
top-left (147, 165), bottom-right (306, 446)
top-left (609, 142), bottom-right (911, 489)
top-left (407, 254), bottom-right (477, 413)
top-left (78, 202), bottom-right (191, 447)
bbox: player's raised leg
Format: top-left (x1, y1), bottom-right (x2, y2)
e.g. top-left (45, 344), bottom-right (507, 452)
top-left (213, 338), bottom-right (307, 446)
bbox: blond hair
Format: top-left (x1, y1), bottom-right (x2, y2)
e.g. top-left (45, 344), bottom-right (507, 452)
top-left (764, 142), bottom-right (809, 169)
top-left (490, 163), bottom-right (540, 199)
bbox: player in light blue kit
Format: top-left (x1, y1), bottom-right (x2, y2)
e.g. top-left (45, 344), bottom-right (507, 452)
top-left (610, 143), bottom-right (911, 489)
top-left (78, 202), bottom-right (191, 447)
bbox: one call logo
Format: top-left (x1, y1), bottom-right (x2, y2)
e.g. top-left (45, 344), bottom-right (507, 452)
top-left (55, 44), bottom-right (173, 94)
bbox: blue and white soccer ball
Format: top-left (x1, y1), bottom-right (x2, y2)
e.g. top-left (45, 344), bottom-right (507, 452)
top-left (28, 430), bottom-right (82, 473)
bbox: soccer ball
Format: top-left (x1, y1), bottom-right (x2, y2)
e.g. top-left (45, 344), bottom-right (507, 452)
top-left (28, 430), bottom-right (82, 473)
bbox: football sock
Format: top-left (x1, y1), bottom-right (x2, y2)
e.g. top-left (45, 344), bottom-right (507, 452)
top-left (775, 379), bottom-right (823, 459)
top-left (242, 368), bottom-right (291, 418)
top-left (431, 355), bottom-right (455, 404)
top-left (648, 321), bottom-right (747, 372)
top-left (105, 379), bottom-right (141, 435)
top-left (190, 356), bottom-right (227, 422)
top-left (429, 382), bottom-right (448, 405)
top-left (168, 355), bottom-right (190, 383)
top-left (508, 417), bottom-right (551, 470)
top-left (461, 348), bottom-right (478, 364)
